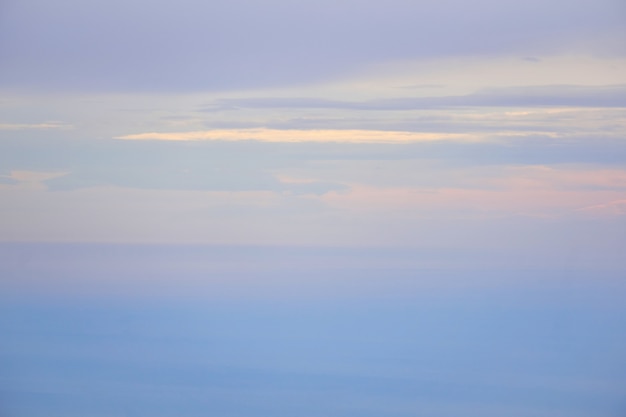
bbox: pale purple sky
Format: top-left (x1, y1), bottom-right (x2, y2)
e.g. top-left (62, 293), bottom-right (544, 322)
top-left (1, 0), bottom-right (625, 273)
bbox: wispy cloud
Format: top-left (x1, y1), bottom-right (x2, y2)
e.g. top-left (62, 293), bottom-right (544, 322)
top-left (206, 85), bottom-right (626, 112)
top-left (578, 199), bottom-right (626, 215)
top-left (115, 128), bottom-right (476, 143)
top-left (8, 170), bottom-right (70, 182)
top-left (1, 170), bottom-right (70, 191)
top-left (0, 122), bottom-right (72, 130)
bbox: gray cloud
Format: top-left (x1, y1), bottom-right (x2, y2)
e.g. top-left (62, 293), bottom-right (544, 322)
top-left (1, 0), bottom-right (624, 92)
top-left (206, 85), bottom-right (626, 111)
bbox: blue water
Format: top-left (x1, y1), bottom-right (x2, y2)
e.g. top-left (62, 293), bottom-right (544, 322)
top-left (1, 292), bottom-right (625, 417)
top-left (1, 244), bottom-right (625, 416)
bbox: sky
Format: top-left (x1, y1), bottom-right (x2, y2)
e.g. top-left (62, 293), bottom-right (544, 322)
top-left (1, 0), bottom-right (626, 416)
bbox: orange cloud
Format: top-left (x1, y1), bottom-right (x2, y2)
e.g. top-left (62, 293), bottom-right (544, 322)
top-left (115, 128), bottom-right (476, 143)
top-left (319, 183), bottom-right (626, 218)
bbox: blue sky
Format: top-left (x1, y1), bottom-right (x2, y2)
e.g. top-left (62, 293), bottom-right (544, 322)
top-left (1, 0), bottom-right (626, 416)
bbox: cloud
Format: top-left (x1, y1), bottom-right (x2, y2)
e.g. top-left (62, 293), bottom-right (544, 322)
top-left (0, 122), bottom-right (72, 130)
top-left (3, 131), bottom-right (626, 196)
top-left (0, 170), bottom-right (70, 190)
top-left (115, 128), bottom-right (476, 143)
top-left (208, 85), bottom-right (626, 111)
top-left (8, 170), bottom-right (70, 182)
top-left (495, 166), bottom-right (626, 191)
top-left (276, 177), bottom-right (350, 196)
top-left (0, 176), bottom-right (18, 186)
top-left (1, 0), bottom-right (624, 92)
top-left (578, 199), bottom-right (626, 215)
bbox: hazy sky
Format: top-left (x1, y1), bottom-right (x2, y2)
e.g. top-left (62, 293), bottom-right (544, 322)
top-left (1, 1), bottom-right (625, 416)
